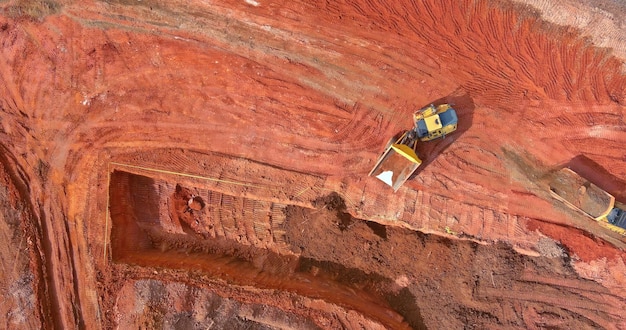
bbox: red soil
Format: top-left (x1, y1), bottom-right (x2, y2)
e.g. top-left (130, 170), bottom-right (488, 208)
top-left (1, 0), bottom-right (625, 328)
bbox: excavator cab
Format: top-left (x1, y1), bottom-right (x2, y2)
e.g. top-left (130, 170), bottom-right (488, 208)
top-left (414, 104), bottom-right (458, 141)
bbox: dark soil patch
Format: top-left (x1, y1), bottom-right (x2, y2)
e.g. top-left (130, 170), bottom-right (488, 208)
top-left (283, 200), bottom-right (612, 329)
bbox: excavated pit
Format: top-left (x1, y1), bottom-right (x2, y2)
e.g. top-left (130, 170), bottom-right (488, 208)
top-left (107, 170), bottom-right (624, 329)
top-left (109, 170), bottom-right (418, 328)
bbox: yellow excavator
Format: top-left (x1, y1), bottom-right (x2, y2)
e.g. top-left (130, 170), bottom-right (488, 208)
top-left (369, 104), bottom-right (458, 192)
top-left (549, 168), bottom-right (626, 236)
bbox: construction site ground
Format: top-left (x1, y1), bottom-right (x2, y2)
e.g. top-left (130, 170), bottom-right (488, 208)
top-left (1, 0), bottom-right (626, 329)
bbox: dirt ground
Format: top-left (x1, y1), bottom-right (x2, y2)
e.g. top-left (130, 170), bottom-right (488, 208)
top-left (1, 0), bottom-right (626, 329)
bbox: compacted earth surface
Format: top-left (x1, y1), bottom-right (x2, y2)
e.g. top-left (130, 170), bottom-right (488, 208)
top-left (1, 0), bottom-right (626, 329)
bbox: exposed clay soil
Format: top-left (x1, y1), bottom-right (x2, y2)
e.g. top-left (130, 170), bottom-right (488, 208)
top-left (1, 0), bottom-right (626, 329)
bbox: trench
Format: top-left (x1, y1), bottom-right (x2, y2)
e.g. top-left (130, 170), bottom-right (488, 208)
top-left (109, 170), bottom-right (426, 329)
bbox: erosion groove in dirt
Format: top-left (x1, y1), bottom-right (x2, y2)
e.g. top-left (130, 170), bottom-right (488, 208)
top-left (0, 153), bottom-right (46, 329)
top-left (1, 0), bottom-right (626, 328)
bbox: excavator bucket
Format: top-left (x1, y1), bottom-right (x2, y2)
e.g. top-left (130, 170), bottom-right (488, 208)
top-left (548, 168), bottom-right (614, 220)
top-left (548, 168), bottom-right (626, 236)
top-left (369, 133), bottom-right (422, 192)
